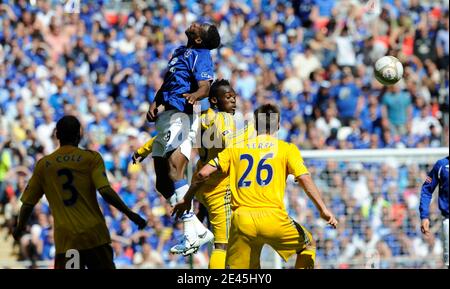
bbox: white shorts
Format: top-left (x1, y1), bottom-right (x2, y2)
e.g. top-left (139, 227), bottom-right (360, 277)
top-left (443, 218), bottom-right (449, 267)
top-left (152, 110), bottom-right (199, 161)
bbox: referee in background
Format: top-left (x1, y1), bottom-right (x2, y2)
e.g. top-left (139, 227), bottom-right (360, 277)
top-left (419, 156), bottom-right (449, 268)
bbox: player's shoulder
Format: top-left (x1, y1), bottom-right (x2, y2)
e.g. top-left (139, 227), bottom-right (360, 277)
top-left (435, 157), bottom-right (447, 165)
top-left (277, 139), bottom-right (295, 150)
top-left (216, 111), bottom-right (233, 125)
top-left (279, 140), bottom-right (303, 157)
top-left (177, 46), bottom-right (208, 59)
top-left (33, 156), bottom-right (48, 171)
top-left (173, 45), bottom-right (187, 55)
top-left (79, 148), bottom-right (102, 160)
top-left (201, 108), bottom-right (217, 129)
top-left (437, 157), bottom-right (449, 167)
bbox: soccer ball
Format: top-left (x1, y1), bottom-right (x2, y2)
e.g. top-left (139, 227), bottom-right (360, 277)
top-left (374, 56), bottom-right (403, 86)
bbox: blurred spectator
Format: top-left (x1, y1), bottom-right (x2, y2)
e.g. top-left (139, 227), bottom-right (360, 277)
top-left (411, 105), bottom-right (442, 137)
top-left (382, 85), bottom-right (412, 137)
top-left (0, 0), bottom-right (448, 269)
top-left (315, 107), bottom-right (341, 139)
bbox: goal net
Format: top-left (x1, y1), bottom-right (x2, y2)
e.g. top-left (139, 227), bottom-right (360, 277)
top-left (261, 147), bottom-right (448, 269)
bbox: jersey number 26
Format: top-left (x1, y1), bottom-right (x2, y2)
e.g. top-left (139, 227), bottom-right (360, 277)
top-left (238, 153), bottom-right (274, 188)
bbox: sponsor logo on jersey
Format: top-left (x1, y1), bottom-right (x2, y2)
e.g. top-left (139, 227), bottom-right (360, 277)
top-left (201, 72), bottom-right (212, 79)
top-left (170, 57), bottom-right (178, 66)
top-left (184, 50), bottom-right (192, 58)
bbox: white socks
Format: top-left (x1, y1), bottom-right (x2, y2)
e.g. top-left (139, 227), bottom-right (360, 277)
top-left (172, 180), bottom-right (209, 238)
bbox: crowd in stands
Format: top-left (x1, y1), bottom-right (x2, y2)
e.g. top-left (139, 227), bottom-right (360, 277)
top-left (0, 0), bottom-right (448, 268)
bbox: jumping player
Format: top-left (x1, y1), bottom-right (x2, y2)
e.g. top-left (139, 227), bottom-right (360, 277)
top-left (134, 79), bottom-right (254, 267)
top-left (145, 22), bottom-right (221, 255)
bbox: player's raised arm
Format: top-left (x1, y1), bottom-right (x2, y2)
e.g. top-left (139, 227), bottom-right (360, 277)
top-left (296, 174), bottom-right (338, 228)
top-left (183, 80), bottom-right (211, 104)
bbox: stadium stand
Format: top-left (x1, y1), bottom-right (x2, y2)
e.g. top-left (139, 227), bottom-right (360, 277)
top-left (0, 0), bottom-right (448, 268)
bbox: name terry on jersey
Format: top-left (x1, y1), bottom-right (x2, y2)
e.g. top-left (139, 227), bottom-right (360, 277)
top-left (246, 142), bottom-right (275, 149)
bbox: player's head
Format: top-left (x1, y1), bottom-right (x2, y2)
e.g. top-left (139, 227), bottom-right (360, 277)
top-left (56, 115), bottom-right (82, 146)
top-left (254, 104), bottom-right (280, 135)
top-left (209, 79), bottom-right (236, 114)
top-left (185, 22), bottom-right (221, 50)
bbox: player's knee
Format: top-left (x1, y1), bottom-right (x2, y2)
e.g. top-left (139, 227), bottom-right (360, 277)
top-left (155, 179), bottom-right (174, 198)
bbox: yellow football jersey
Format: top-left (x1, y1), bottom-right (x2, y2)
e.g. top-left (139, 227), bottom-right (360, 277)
top-left (209, 134), bottom-right (309, 211)
top-left (197, 109), bottom-right (234, 189)
top-left (197, 108), bottom-right (255, 189)
top-left (21, 146), bottom-right (111, 254)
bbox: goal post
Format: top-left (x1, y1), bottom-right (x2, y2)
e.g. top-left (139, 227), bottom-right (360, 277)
top-left (301, 148), bottom-right (449, 163)
top-left (261, 147), bottom-right (448, 269)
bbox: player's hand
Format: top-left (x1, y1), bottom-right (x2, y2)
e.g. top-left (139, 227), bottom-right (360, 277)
top-left (421, 218), bottom-right (430, 236)
top-left (132, 151), bottom-right (146, 164)
top-left (182, 93), bottom-right (199, 105)
top-left (146, 102), bottom-right (158, 122)
top-left (171, 199), bottom-right (192, 219)
top-left (12, 227), bottom-right (24, 242)
top-left (129, 212), bottom-right (147, 230)
top-left (320, 209), bottom-right (338, 228)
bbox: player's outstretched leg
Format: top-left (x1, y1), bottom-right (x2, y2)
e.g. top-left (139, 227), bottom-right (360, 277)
top-left (165, 149), bottom-right (214, 255)
top-left (169, 179), bottom-right (214, 255)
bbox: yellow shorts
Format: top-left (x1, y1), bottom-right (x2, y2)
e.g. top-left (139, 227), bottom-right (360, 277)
top-left (195, 184), bottom-right (232, 244)
top-left (225, 207), bottom-right (312, 269)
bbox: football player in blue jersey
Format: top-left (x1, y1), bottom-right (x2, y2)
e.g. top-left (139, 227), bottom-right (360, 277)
top-left (145, 22), bottom-right (220, 255)
top-left (419, 156), bottom-right (449, 268)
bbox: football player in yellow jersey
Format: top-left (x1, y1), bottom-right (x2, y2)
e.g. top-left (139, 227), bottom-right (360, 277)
top-left (173, 104), bottom-right (338, 269)
top-left (13, 116), bottom-right (147, 269)
top-left (133, 79), bottom-right (254, 267)
top-left (191, 79), bottom-right (242, 268)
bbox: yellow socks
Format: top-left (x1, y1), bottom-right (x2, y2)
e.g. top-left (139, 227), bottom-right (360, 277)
top-left (295, 247), bottom-right (316, 269)
top-left (209, 248), bottom-right (227, 269)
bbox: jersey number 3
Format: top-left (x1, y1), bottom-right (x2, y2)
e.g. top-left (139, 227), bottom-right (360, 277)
top-left (238, 153), bottom-right (274, 188)
top-left (57, 169), bottom-right (79, 206)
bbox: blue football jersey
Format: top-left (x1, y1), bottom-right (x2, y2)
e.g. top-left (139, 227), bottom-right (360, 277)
top-left (159, 46), bottom-right (214, 114)
top-left (420, 157), bottom-right (449, 219)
